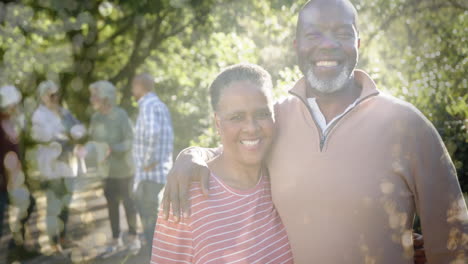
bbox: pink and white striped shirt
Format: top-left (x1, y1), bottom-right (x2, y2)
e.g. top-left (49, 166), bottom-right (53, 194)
top-left (151, 172), bottom-right (294, 264)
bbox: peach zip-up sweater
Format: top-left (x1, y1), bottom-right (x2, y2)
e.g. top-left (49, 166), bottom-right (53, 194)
top-left (268, 70), bottom-right (468, 263)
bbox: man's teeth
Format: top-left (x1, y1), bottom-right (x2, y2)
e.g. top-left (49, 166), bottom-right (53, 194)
top-left (316, 61), bottom-right (338, 67)
top-left (241, 139), bottom-right (260, 146)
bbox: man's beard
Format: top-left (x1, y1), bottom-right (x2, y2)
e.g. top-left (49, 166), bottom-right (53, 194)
top-left (305, 64), bottom-right (353, 94)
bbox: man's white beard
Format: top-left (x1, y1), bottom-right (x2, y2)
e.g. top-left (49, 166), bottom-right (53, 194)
top-left (306, 65), bottom-right (352, 94)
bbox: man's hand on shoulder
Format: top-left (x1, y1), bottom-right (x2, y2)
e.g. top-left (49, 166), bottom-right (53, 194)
top-left (162, 147), bottom-right (213, 222)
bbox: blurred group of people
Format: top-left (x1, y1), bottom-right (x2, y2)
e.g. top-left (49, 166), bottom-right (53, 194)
top-left (0, 73), bottom-right (174, 261)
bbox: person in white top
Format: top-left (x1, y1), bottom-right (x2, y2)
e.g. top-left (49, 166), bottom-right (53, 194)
top-left (31, 80), bottom-right (85, 253)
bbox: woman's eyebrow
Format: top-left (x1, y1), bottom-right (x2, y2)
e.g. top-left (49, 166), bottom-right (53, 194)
top-left (255, 107), bottom-right (271, 112)
top-left (223, 110), bottom-right (244, 116)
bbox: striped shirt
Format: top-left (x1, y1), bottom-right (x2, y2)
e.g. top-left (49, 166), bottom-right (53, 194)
top-left (133, 92), bottom-right (174, 187)
top-left (151, 172), bottom-right (294, 264)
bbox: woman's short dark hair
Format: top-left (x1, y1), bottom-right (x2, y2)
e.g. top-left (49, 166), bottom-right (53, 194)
top-left (209, 63), bottom-right (273, 111)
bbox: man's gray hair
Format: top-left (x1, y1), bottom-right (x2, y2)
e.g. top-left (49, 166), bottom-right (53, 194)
top-left (37, 80), bottom-right (59, 98)
top-left (89, 80), bottom-right (117, 105)
top-left (133, 73), bottom-right (155, 91)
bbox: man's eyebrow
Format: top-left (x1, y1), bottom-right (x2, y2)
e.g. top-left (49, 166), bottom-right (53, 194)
top-left (304, 23), bottom-right (354, 28)
top-left (301, 23), bottom-right (356, 34)
top-left (336, 24), bottom-right (355, 29)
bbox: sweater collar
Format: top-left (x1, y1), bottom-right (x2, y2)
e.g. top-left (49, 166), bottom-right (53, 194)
top-left (289, 69), bottom-right (380, 103)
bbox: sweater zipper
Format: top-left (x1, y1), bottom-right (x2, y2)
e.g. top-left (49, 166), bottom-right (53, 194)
top-left (289, 91), bottom-right (325, 151)
top-left (289, 91), bottom-right (378, 152)
top-left (319, 135), bottom-right (326, 150)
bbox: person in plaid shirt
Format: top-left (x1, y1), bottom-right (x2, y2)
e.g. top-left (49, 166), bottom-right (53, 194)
top-left (131, 73), bottom-right (174, 256)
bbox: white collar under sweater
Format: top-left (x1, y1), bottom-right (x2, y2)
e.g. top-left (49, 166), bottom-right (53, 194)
top-left (307, 97), bottom-right (359, 135)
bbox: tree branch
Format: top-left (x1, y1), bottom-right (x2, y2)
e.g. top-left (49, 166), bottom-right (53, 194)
top-left (97, 15), bottom-right (136, 49)
top-left (109, 6), bottom-right (211, 89)
top-left (366, 0), bottom-right (453, 44)
top-left (109, 26), bottom-right (146, 83)
top-left (447, 0), bottom-right (468, 10)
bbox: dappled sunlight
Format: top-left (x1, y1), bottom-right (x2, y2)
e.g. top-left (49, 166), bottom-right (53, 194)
top-left (358, 237), bottom-right (377, 264)
top-left (382, 139), bottom-right (415, 260)
top-left (0, 0), bottom-right (466, 263)
top-left (70, 247), bottom-right (85, 263)
top-left (379, 193), bottom-right (413, 260)
top-left (447, 227), bottom-right (463, 251)
top-left (447, 196), bottom-right (468, 224)
top-left (380, 181), bottom-right (395, 195)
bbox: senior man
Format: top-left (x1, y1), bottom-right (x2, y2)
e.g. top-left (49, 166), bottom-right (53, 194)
top-left (162, 0), bottom-right (468, 263)
top-left (131, 73), bottom-right (174, 256)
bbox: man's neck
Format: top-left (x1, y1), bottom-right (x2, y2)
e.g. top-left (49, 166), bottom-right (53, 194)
top-left (99, 105), bottom-right (112, 115)
top-left (307, 78), bottom-right (362, 123)
top-left (137, 91), bottom-right (151, 102)
top-left (44, 104), bottom-right (61, 116)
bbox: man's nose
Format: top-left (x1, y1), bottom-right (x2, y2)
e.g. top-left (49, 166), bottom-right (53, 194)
top-left (318, 34), bottom-right (340, 50)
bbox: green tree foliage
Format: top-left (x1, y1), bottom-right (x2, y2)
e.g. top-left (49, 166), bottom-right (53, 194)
top-left (1, 0), bottom-right (218, 120)
top-left (355, 0), bottom-right (468, 191)
top-left (0, 0), bottom-right (466, 191)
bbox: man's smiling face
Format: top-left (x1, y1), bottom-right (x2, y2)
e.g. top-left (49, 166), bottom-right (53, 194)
top-left (295, 0), bottom-right (360, 94)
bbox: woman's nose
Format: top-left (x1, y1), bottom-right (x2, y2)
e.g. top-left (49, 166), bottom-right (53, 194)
top-left (243, 118), bottom-right (260, 133)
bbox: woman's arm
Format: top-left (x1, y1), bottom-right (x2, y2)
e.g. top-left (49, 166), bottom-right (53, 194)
top-left (109, 109), bottom-right (133, 153)
top-left (151, 210), bottom-right (194, 263)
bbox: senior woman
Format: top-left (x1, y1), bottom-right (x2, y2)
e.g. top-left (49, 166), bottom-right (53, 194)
top-left (31, 80), bottom-right (84, 253)
top-left (88, 81), bottom-right (140, 255)
top-left (151, 64), bottom-right (293, 263)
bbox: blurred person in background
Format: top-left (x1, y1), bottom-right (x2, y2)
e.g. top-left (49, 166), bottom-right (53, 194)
top-left (0, 85), bottom-right (23, 241)
top-left (1, 85), bottom-right (41, 261)
top-left (31, 80), bottom-right (85, 254)
top-left (88, 80), bottom-right (140, 256)
top-left (131, 73), bottom-right (174, 257)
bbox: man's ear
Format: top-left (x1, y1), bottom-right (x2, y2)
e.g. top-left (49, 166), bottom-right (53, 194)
top-left (357, 37), bottom-right (361, 49)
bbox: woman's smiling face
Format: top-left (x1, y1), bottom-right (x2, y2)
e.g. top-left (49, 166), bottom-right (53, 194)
top-left (214, 80), bottom-right (275, 167)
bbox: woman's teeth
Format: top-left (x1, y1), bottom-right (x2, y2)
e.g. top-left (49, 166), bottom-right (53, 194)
top-left (240, 139), bottom-right (260, 146)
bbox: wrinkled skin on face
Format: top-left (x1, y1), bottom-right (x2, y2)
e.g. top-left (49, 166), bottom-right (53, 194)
top-left (295, 0), bottom-right (360, 94)
top-left (214, 81), bottom-right (275, 168)
top-left (90, 90), bottom-right (105, 112)
top-left (41, 90), bottom-right (60, 111)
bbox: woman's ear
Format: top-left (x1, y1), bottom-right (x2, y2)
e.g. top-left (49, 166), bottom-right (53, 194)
top-left (214, 113), bottom-right (221, 136)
